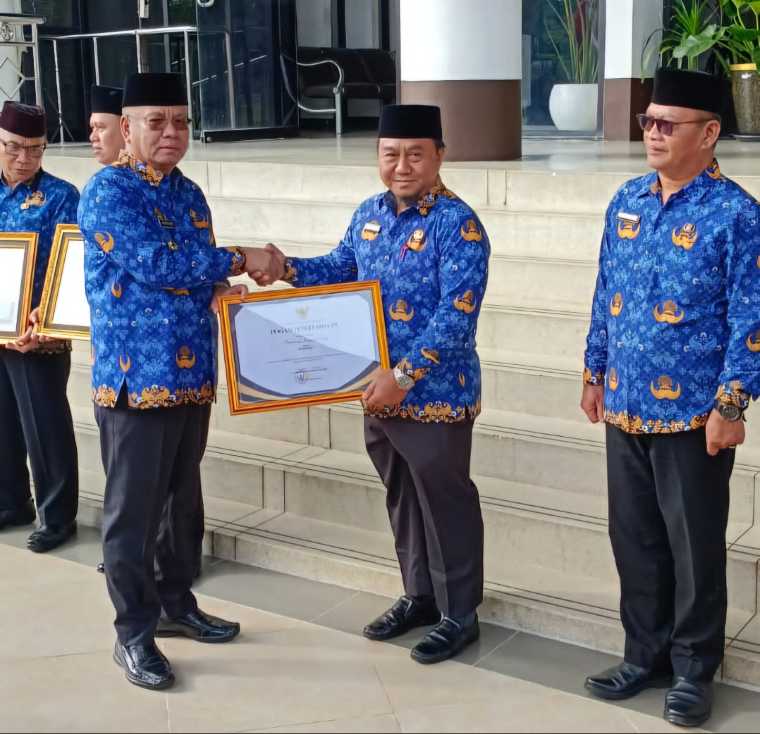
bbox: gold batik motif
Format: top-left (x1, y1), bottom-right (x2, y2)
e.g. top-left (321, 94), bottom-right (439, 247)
top-left (365, 400), bottom-right (481, 424)
top-left (604, 410), bottom-right (709, 435)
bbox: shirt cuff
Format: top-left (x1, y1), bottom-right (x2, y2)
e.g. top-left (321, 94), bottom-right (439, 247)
top-left (583, 366), bottom-right (605, 386)
top-left (715, 381), bottom-right (750, 411)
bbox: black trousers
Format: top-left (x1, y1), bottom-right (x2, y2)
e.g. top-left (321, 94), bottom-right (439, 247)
top-left (0, 349), bottom-right (78, 527)
top-left (364, 416), bottom-right (484, 618)
top-left (95, 401), bottom-right (211, 646)
top-left (606, 425), bottom-right (733, 682)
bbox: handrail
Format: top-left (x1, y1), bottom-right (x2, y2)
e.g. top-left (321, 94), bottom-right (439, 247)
top-left (279, 53), bottom-right (344, 136)
top-left (41, 25), bottom-right (238, 140)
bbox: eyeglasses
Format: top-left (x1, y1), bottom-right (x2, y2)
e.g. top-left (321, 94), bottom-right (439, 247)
top-left (128, 114), bottom-right (192, 132)
top-left (636, 114), bottom-right (714, 137)
top-left (0, 139), bottom-right (46, 158)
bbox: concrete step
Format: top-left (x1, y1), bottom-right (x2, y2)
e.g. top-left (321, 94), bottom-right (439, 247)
top-left (72, 434), bottom-right (760, 689)
top-left (253, 240), bottom-right (599, 310)
top-left (210, 196), bottom-right (605, 263)
top-left (70, 403), bottom-right (759, 613)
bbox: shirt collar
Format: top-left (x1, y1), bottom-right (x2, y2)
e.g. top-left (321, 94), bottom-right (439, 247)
top-left (636, 158), bottom-right (723, 203)
top-left (378, 176), bottom-right (457, 217)
top-left (114, 150), bottom-right (166, 187)
top-left (1, 167), bottom-right (44, 194)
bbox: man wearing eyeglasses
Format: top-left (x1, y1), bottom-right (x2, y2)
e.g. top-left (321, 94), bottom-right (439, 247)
top-left (581, 69), bottom-right (759, 728)
top-left (78, 73), bottom-right (280, 691)
top-left (0, 101), bottom-right (80, 554)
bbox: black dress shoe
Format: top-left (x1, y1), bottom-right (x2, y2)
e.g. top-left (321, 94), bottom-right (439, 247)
top-left (96, 562), bottom-right (105, 574)
top-left (156, 609), bottom-right (240, 643)
top-left (113, 641), bottom-right (174, 690)
top-left (410, 616), bottom-right (480, 665)
top-left (27, 522), bottom-right (76, 553)
top-left (0, 500), bottom-right (35, 530)
top-left (585, 661), bottom-right (672, 701)
top-left (363, 596), bottom-right (441, 641)
top-left (664, 677), bottom-right (713, 728)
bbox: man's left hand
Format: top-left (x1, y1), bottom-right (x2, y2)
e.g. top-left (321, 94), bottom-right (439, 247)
top-left (362, 368), bottom-right (409, 412)
top-left (211, 283), bottom-right (249, 315)
top-left (6, 308), bottom-right (41, 353)
top-left (706, 409), bottom-right (745, 456)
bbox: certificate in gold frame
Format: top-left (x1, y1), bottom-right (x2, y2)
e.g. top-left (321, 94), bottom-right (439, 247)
top-left (38, 224), bottom-right (90, 340)
top-left (219, 280), bottom-right (390, 415)
top-left (0, 232), bottom-right (38, 345)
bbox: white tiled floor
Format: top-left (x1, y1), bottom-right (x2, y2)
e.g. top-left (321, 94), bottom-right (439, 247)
top-left (0, 540), bottom-right (696, 733)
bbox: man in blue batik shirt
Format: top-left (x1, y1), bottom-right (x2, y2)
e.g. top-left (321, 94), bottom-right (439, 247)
top-left (0, 101), bottom-right (79, 554)
top-left (265, 105), bottom-right (490, 665)
top-left (581, 69), bottom-right (759, 728)
top-left (79, 73), bottom-right (279, 691)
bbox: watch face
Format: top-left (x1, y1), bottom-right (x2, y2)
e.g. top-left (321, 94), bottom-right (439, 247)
top-left (721, 404), bottom-right (741, 421)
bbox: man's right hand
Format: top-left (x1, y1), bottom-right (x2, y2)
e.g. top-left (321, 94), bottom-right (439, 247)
top-left (239, 245), bottom-right (286, 286)
top-left (580, 383), bottom-right (605, 424)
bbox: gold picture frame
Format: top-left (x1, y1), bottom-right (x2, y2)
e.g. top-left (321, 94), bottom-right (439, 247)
top-left (38, 224), bottom-right (90, 340)
top-left (0, 232), bottom-right (38, 344)
top-left (219, 280), bottom-right (390, 415)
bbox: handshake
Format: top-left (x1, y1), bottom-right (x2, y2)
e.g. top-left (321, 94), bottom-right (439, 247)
top-left (238, 243), bottom-right (287, 286)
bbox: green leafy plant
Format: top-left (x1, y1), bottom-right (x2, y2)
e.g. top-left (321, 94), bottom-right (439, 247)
top-left (544, 0), bottom-right (599, 84)
top-left (718, 0), bottom-right (760, 67)
top-left (643, 0), bottom-right (727, 72)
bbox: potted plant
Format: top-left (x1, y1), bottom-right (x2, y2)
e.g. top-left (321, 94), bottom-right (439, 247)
top-left (718, 0), bottom-right (760, 135)
top-left (545, 0), bottom-right (600, 131)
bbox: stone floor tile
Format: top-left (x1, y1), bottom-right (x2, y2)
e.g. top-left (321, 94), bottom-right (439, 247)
top-left (243, 713), bottom-right (401, 733)
top-left (191, 559), bottom-right (356, 623)
top-left (394, 691), bottom-right (678, 734)
top-left (0, 651), bottom-right (170, 733)
top-left (164, 625), bottom-right (394, 733)
top-left (476, 630), bottom-right (622, 696)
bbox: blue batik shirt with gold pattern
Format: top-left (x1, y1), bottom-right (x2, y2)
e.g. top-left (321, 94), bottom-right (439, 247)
top-left (78, 152), bottom-right (237, 409)
top-left (285, 180), bottom-right (490, 423)
top-left (584, 160), bottom-right (760, 434)
top-left (0, 169), bottom-right (79, 309)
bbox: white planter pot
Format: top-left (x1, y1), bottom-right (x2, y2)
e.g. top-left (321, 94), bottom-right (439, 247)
top-left (548, 83), bottom-right (598, 131)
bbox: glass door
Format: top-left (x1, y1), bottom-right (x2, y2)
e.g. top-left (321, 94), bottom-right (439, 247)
top-left (195, 0), bottom-right (298, 141)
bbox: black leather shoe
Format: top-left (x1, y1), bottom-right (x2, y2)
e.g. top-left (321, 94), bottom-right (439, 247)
top-left (0, 500), bottom-right (35, 530)
top-left (363, 596), bottom-right (441, 641)
top-left (585, 661), bottom-right (672, 701)
top-left (664, 677), bottom-right (713, 728)
top-left (27, 522), bottom-right (76, 553)
top-left (113, 641), bottom-right (174, 690)
top-left (410, 616), bottom-right (480, 665)
top-left (155, 609), bottom-right (240, 643)
top-left (96, 562), bottom-right (105, 574)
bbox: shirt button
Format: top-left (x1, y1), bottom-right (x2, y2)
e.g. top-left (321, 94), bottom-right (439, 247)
top-left (131, 321), bottom-right (137, 327)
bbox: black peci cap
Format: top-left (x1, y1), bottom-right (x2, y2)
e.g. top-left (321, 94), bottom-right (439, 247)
top-left (651, 69), bottom-right (725, 115)
top-left (122, 73), bottom-right (187, 108)
top-left (0, 101), bottom-right (46, 138)
top-left (378, 104), bottom-right (443, 140)
top-left (90, 85), bottom-right (123, 116)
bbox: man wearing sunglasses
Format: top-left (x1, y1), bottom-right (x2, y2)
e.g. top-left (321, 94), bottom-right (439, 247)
top-left (581, 68), bottom-right (759, 727)
top-left (0, 101), bottom-right (80, 554)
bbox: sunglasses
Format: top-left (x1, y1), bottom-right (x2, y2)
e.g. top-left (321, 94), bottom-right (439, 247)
top-left (636, 113), bottom-right (713, 137)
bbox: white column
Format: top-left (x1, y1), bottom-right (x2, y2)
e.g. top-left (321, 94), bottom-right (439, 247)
top-left (0, 0), bottom-right (23, 105)
top-left (399, 0), bottom-right (522, 160)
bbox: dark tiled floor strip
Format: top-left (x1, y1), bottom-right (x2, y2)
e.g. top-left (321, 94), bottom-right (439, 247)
top-left (3, 524), bottom-right (759, 732)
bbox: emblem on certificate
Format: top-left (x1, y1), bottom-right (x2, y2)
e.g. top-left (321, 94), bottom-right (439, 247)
top-left (218, 281), bottom-right (390, 415)
top-left (0, 232), bottom-right (38, 344)
top-left (38, 224), bottom-right (90, 340)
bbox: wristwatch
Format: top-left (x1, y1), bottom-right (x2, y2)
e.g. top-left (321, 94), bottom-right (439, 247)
top-left (393, 366), bottom-right (415, 391)
top-left (713, 399), bottom-right (744, 422)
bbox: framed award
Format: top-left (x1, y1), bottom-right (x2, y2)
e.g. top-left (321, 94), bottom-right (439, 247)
top-left (219, 281), bottom-right (390, 415)
top-left (38, 224), bottom-right (90, 340)
top-left (0, 232), bottom-right (38, 344)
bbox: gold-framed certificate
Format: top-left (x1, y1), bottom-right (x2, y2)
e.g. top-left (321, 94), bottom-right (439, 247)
top-left (0, 232), bottom-right (38, 344)
top-left (219, 281), bottom-right (390, 415)
top-left (38, 224), bottom-right (90, 340)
